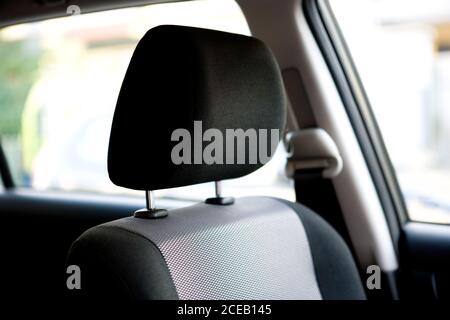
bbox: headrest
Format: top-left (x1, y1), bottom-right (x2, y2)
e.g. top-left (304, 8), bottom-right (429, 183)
top-left (108, 25), bottom-right (286, 190)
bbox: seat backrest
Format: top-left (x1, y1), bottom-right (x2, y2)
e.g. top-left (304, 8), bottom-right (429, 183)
top-left (66, 25), bottom-right (365, 300)
top-left (68, 196), bottom-right (365, 299)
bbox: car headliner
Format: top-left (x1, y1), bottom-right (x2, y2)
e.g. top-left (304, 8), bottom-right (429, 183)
top-left (0, 0), bottom-right (184, 28)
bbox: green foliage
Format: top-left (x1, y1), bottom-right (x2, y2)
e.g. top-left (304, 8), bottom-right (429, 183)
top-left (0, 40), bottom-right (42, 135)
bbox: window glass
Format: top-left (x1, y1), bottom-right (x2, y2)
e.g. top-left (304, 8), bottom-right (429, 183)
top-left (0, 0), bottom-right (294, 202)
top-left (330, 0), bottom-right (450, 223)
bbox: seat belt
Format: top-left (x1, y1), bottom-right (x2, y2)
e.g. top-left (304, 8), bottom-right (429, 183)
top-left (282, 68), bottom-right (351, 243)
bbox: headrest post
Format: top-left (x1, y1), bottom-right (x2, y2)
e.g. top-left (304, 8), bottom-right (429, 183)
top-left (214, 181), bottom-right (222, 198)
top-left (134, 190), bottom-right (168, 219)
top-left (145, 190), bottom-right (155, 211)
top-left (205, 181), bottom-right (234, 206)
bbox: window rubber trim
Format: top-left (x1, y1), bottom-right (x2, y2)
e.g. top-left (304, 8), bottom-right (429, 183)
top-left (0, 141), bottom-right (14, 189)
top-left (303, 0), bottom-right (409, 253)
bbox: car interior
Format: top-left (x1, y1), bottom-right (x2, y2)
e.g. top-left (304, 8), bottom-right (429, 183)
top-left (0, 0), bottom-right (450, 302)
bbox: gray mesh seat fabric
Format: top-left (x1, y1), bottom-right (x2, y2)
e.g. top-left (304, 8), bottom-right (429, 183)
top-left (66, 25), bottom-right (365, 300)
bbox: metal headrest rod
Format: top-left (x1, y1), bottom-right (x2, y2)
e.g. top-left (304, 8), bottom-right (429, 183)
top-left (145, 190), bottom-right (155, 210)
top-left (134, 190), bottom-right (168, 219)
top-left (205, 181), bottom-right (235, 206)
top-left (214, 181), bottom-right (222, 198)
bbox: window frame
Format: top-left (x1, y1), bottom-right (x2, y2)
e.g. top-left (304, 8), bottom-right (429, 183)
top-left (303, 0), bottom-right (410, 236)
top-left (0, 141), bottom-right (14, 189)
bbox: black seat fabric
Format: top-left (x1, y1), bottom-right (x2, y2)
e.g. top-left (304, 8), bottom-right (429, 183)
top-left (68, 197), bottom-right (364, 299)
top-left (66, 25), bottom-right (365, 300)
top-left (107, 25), bottom-right (286, 190)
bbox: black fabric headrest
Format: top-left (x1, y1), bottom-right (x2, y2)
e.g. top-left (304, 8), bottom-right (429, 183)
top-left (108, 25), bottom-right (286, 190)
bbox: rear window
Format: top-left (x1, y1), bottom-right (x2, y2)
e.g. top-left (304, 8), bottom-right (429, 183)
top-left (0, 0), bottom-right (294, 201)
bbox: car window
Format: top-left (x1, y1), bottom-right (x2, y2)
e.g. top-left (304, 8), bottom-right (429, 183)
top-left (0, 0), bottom-right (294, 202)
top-left (330, 0), bottom-right (450, 223)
